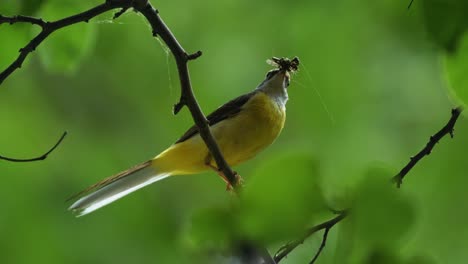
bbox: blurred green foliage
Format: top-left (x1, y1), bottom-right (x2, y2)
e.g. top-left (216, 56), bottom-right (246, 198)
top-left (445, 35), bottom-right (468, 109)
top-left (420, 0), bottom-right (468, 108)
top-left (347, 167), bottom-right (415, 263)
top-left (0, 0), bottom-right (467, 263)
top-left (37, 0), bottom-right (98, 73)
top-left (239, 153), bottom-right (325, 243)
top-left (421, 0), bottom-right (468, 52)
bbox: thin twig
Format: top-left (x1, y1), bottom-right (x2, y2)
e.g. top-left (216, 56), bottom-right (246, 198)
top-left (276, 106), bottom-right (464, 263)
top-left (393, 107), bottom-right (463, 187)
top-left (0, 131), bottom-right (67, 162)
top-left (274, 211), bottom-right (348, 263)
top-left (309, 227), bottom-right (330, 264)
top-left (0, 15), bottom-right (46, 27)
top-left (408, 0), bottom-right (414, 10)
top-left (0, 0), bottom-right (129, 86)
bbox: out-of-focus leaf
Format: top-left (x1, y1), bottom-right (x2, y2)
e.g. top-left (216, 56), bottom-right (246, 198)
top-left (364, 249), bottom-right (403, 264)
top-left (0, 25), bottom-right (29, 70)
top-left (405, 255), bottom-right (438, 264)
top-left (421, 0), bottom-right (468, 53)
top-left (421, 0), bottom-right (468, 110)
top-left (351, 166), bottom-right (415, 249)
top-left (36, 0), bottom-right (97, 74)
top-left (444, 32), bottom-right (468, 109)
top-left (238, 153), bottom-right (325, 243)
top-left (186, 207), bottom-right (235, 251)
top-left (20, 0), bottom-right (45, 16)
top-left (0, 0), bottom-right (21, 14)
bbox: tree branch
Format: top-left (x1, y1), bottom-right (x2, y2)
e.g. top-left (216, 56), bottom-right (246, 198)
top-left (0, 131), bottom-right (67, 162)
top-left (0, 15), bottom-right (46, 27)
top-left (0, 0), bottom-right (130, 86)
top-left (0, 0), bottom-right (238, 187)
top-left (276, 106), bottom-right (464, 263)
top-left (4, 1), bottom-right (461, 263)
top-left (130, 1), bottom-right (238, 187)
top-left (309, 227), bottom-right (330, 264)
top-left (274, 211), bottom-right (348, 263)
top-left (393, 107), bottom-right (463, 187)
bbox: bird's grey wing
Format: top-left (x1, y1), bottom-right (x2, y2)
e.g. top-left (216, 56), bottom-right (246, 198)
top-left (175, 91), bottom-right (256, 144)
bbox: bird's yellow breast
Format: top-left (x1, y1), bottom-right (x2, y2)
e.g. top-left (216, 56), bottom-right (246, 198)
top-left (155, 91), bottom-right (286, 175)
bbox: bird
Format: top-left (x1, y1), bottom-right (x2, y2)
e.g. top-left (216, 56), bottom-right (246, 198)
top-left (69, 57), bottom-right (299, 216)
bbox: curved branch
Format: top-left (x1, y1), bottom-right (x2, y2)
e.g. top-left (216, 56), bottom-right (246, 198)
top-left (309, 227), bottom-right (330, 264)
top-left (393, 107), bottom-right (463, 187)
top-left (0, 131), bottom-right (67, 162)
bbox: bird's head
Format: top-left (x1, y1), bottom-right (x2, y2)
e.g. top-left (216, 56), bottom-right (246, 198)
top-left (257, 57), bottom-right (299, 98)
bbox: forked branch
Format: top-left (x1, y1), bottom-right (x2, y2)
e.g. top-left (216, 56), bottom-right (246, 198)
top-left (0, 0), bottom-right (238, 186)
top-left (274, 211), bottom-right (347, 263)
top-left (0, 1), bottom-right (129, 85)
top-left (2, 1), bottom-right (465, 263)
top-left (275, 107), bottom-right (464, 263)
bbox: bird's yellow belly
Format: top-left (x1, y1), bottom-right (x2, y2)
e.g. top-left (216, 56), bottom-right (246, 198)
top-left (154, 92), bottom-right (286, 175)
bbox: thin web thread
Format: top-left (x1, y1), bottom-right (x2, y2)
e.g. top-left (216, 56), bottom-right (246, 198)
top-left (156, 37), bottom-right (174, 95)
top-left (92, 12), bottom-right (174, 97)
top-left (90, 11), bottom-right (143, 25)
top-left (299, 61), bottom-right (336, 124)
top-left (92, 13), bottom-right (174, 96)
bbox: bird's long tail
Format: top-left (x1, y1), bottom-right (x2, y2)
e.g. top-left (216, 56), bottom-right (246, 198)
top-left (68, 160), bottom-right (170, 217)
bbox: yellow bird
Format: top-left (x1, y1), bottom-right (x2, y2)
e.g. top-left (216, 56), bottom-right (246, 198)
top-left (69, 57), bottom-right (299, 216)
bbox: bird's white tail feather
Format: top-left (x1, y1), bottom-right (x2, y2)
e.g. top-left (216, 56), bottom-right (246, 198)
top-left (69, 161), bottom-right (170, 217)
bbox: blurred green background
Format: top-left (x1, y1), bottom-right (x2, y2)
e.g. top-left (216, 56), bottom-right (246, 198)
top-left (1, 0), bottom-right (467, 263)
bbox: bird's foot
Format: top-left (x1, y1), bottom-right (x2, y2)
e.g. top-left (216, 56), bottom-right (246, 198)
top-left (205, 163), bottom-right (243, 191)
top-left (226, 172), bottom-right (244, 191)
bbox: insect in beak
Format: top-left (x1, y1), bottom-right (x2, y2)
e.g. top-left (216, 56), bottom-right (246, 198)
top-left (267, 56), bottom-right (299, 88)
top-left (268, 57), bottom-right (300, 73)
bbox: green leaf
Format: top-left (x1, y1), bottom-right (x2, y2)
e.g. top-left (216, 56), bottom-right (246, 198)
top-left (351, 166), bottom-right (415, 249)
top-left (238, 153), bottom-right (325, 243)
top-left (0, 0), bottom-right (21, 14)
top-left (405, 255), bottom-right (438, 264)
top-left (364, 249), bottom-right (403, 264)
top-left (186, 207), bottom-right (235, 251)
top-left (36, 1), bottom-right (97, 74)
top-left (444, 32), bottom-right (468, 108)
top-left (421, 0), bottom-right (468, 109)
top-left (421, 0), bottom-right (468, 53)
top-left (19, 0), bottom-right (45, 16)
